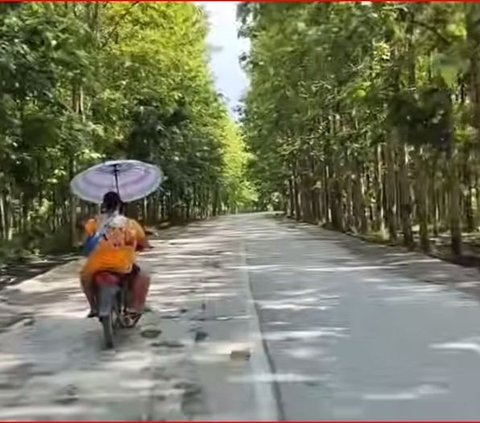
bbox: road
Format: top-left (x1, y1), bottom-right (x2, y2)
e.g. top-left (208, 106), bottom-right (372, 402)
top-left (2, 213), bottom-right (480, 420)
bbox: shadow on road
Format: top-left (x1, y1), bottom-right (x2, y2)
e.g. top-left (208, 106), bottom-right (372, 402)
top-left (275, 218), bottom-right (480, 302)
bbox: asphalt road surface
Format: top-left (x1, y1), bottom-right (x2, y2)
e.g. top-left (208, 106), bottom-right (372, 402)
top-left (1, 213), bottom-right (480, 421)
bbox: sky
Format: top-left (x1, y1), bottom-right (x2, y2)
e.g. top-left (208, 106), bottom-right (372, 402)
top-left (198, 2), bottom-right (249, 118)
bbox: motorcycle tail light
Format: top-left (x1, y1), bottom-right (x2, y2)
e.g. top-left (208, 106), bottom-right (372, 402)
top-left (94, 272), bottom-right (120, 285)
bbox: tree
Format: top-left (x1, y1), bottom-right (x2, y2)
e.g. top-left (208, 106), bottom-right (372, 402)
top-left (0, 2), bottom-right (252, 259)
top-left (239, 2), bottom-right (480, 259)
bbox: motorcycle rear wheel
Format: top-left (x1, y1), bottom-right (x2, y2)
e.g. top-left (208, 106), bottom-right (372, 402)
top-left (101, 314), bottom-right (114, 349)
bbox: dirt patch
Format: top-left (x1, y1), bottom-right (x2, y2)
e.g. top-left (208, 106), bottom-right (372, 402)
top-left (141, 328), bottom-right (162, 339)
top-left (0, 218), bottom-right (205, 293)
top-left (151, 341), bottom-right (184, 349)
top-left (176, 381), bottom-right (206, 417)
top-left (0, 253), bottom-right (77, 291)
top-left (53, 385), bottom-right (79, 405)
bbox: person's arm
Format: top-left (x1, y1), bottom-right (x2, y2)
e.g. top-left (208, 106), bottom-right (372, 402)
top-left (136, 233), bottom-right (153, 251)
top-left (125, 228), bottom-right (138, 251)
top-left (129, 219), bottom-right (152, 251)
top-left (138, 237), bottom-right (153, 250)
top-left (84, 218), bottom-right (97, 239)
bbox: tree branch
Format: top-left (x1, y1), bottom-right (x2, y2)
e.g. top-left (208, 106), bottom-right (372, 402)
top-left (101, 1), bottom-right (140, 49)
top-left (410, 18), bottom-right (451, 47)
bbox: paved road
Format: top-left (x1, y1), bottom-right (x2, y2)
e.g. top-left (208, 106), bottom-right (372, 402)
top-left (241, 214), bottom-right (480, 421)
top-left (1, 213), bottom-right (480, 420)
top-left (0, 216), bottom-right (276, 421)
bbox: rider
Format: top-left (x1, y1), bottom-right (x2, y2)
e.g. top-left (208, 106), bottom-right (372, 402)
top-left (80, 191), bottom-right (151, 318)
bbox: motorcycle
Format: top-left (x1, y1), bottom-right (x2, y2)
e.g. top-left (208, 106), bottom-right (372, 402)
top-left (90, 232), bottom-right (152, 349)
top-left (93, 271), bottom-right (141, 349)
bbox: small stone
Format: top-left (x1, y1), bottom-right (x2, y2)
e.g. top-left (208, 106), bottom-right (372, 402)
top-left (194, 330), bottom-right (208, 342)
top-left (230, 349), bottom-right (251, 361)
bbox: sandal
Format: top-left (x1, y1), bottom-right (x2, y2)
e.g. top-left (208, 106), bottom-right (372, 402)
top-left (125, 309), bottom-right (142, 326)
top-left (87, 309), bottom-right (98, 318)
top-left (126, 310), bottom-right (142, 319)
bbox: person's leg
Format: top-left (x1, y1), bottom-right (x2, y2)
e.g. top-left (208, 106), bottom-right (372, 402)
top-left (128, 265), bottom-right (150, 313)
top-left (80, 271), bottom-right (97, 317)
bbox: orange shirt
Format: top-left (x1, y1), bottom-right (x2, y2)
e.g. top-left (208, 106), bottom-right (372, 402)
top-left (81, 213), bottom-right (146, 279)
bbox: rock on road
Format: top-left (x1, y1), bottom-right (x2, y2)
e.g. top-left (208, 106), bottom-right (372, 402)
top-left (2, 213), bottom-right (480, 420)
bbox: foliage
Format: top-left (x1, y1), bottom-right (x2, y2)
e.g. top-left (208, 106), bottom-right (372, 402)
top-left (0, 2), bottom-right (252, 257)
top-left (239, 2), bottom-right (480, 256)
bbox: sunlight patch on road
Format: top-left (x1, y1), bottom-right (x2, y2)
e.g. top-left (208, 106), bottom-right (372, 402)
top-left (286, 346), bottom-right (325, 359)
top-left (302, 265), bottom-right (394, 272)
top-left (278, 288), bottom-right (326, 297)
top-left (431, 338), bottom-right (480, 355)
top-left (257, 303), bottom-right (332, 311)
top-left (262, 328), bottom-right (347, 342)
top-left (257, 294), bottom-right (339, 312)
top-left (229, 372), bottom-right (325, 383)
top-left (0, 355), bottom-right (25, 371)
top-left (363, 384), bottom-right (449, 401)
top-left (0, 404), bottom-right (95, 419)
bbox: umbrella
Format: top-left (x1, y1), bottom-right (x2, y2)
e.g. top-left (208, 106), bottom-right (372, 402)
top-left (70, 159), bottom-right (163, 204)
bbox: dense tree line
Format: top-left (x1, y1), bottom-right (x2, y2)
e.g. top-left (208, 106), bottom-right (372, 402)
top-left (0, 2), bottom-right (252, 258)
top-left (239, 2), bottom-right (480, 257)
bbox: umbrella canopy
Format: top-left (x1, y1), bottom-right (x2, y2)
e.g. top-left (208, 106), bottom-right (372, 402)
top-left (70, 159), bottom-right (163, 204)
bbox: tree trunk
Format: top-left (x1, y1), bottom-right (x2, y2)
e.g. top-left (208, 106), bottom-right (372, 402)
top-left (415, 148), bottom-right (430, 252)
top-left (398, 142), bottom-right (414, 248)
top-left (372, 145), bottom-right (384, 233)
top-left (310, 158), bottom-right (320, 223)
top-left (322, 161), bottom-right (330, 224)
top-left (345, 166), bottom-right (354, 231)
top-left (288, 176), bottom-right (294, 218)
top-left (429, 153), bottom-right (440, 237)
top-left (448, 151), bottom-right (463, 256)
top-left (463, 151), bottom-right (476, 232)
top-left (293, 172), bottom-right (301, 221)
top-left (329, 158), bottom-right (344, 232)
top-left (466, 4), bottom-right (480, 143)
top-left (353, 160), bottom-right (368, 234)
top-left (69, 82), bottom-right (85, 247)
top-left (384, 139), bottom-right (397, 241)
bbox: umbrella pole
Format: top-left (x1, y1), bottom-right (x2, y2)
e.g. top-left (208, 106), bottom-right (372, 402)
top-left (114, 164), bottom-right (120, 194)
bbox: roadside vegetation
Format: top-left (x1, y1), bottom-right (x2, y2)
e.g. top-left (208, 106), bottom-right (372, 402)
top-left (239, 3), bottom-right (480, 264)
top-left (0, 2), bottom-right (254, 264)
